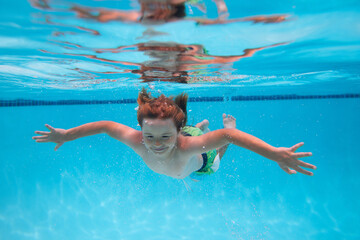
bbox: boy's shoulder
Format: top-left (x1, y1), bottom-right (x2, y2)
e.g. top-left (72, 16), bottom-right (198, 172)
top-left (176, 134), bottom-right (200, 152)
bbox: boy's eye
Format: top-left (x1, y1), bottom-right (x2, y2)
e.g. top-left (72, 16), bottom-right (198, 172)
top-left (162, 136), bottom-right (170, 139)
top-left (146, 136), bottom-right (153, 139)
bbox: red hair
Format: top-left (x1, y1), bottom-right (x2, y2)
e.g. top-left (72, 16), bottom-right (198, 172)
top-left (137, 88), bottom-right (188, 132)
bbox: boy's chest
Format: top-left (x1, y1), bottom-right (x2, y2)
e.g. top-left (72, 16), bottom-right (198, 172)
top-left (142, 154), bottom-right (199, 178)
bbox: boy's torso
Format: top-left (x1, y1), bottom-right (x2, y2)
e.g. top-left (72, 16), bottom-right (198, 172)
top-left (134, 136), bottom-right (203, 179)
top-left (142, 153), bottom-right (203, 179)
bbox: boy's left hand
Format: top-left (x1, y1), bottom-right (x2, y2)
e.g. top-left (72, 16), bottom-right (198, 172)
top-left (274, 142), bottom-right (316, 176)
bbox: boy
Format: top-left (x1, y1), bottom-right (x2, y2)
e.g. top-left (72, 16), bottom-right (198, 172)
top-left (33, 88), bottom-right (316, 179)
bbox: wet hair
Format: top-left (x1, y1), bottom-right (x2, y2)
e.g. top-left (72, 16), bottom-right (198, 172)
top-left (137, 88), bottom-right (188, 132)
top-left (172, 3), bottom-right (186, 18)
top-left (139, 3), bottom-right (186, 22)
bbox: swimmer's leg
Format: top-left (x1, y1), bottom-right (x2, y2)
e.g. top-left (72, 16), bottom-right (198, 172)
top-left (195, 119), bottom-right (210, 133)
top-left (216, 113), bottom-right (236, 159)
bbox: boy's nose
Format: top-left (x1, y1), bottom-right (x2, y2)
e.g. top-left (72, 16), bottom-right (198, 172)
top-left (154, 140), bottom-right (162, 146)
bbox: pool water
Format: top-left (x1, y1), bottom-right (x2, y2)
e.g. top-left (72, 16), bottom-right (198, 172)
top-left (1, 0), bottom-right (360, 239)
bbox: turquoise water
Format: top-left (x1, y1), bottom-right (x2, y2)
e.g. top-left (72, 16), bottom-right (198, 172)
top-left (1, 0), bottom-right (360, 239)
top-left (2, 100), bottom-right (360, 239)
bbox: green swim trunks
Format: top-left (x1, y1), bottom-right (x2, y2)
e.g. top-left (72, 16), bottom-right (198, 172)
top-left (181, 126), bottom-right (218, 175)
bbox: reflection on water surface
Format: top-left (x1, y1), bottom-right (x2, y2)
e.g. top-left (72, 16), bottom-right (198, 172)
top-left (26, 0), bottom-right (291, 85)
top-left (0, 0), bottom-right (358, 97)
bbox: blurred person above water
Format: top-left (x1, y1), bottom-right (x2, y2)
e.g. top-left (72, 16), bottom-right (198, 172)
top-left (29, 0), bottom-right (289, 26)
top-left (28, 0), bottom-right (292, 85)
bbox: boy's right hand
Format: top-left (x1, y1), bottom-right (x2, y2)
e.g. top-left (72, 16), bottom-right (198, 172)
top-left (32, 124), bottom-right (66, 151)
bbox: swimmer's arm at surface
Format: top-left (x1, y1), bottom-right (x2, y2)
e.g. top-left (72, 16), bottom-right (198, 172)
top-left (184, 129), bottom-right (316, 176)
top-left (33, 121), bottom-right (141, 151)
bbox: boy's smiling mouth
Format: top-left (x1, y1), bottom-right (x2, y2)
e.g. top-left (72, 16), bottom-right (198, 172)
top-left (151, 146), bottom-right (168, 153)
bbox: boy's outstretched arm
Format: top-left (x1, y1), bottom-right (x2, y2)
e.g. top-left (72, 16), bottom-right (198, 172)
top-left (32, 121), bottom-right (142, 151)
top-left (184, 128), bottom-right (316, 176)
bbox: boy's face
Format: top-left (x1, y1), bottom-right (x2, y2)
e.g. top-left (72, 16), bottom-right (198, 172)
top-left (142, 118), bottom-right (179, 157)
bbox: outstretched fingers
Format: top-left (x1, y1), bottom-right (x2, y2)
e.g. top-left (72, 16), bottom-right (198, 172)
top-left (294, 159), bottom-right (317, 170)
top-left (276, 142), bottom-right (316, 176)
top-left (291, 165), bottom-right (314, 176)
top-left (293, 152), bottom-right (312, 158)
top-left (34, 131), bottom-right (50, 135)
top-left (54, 143), bottom-right (63, 151)
top-left (34, 139), bottom-right (50, 143)
top-left (279, 163), bottom-right (314, 176)
top-left (33, 126), bottom-right (52, 141)
top-left (290, 142), bottom-right (304, 152)
top-left (45, 124), bottom-right (55, 132)
top-left (32, 135), bottom-right (49, 140)
top-left (279, 164), bottom-right (297, 175)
